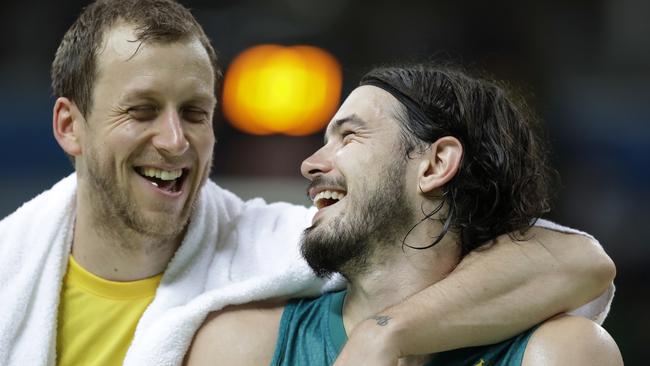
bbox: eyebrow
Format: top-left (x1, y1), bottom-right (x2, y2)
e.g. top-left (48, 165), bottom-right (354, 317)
top-left (324, 114), bottom-right (367, 144)
top-left (119, 89), bottom-right (217, 107)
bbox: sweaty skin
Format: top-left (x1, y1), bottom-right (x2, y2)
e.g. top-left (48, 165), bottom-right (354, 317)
top-left (53, 23), bottom-right (216, 281)
top-left (185, 86), bottom-right (617, 366)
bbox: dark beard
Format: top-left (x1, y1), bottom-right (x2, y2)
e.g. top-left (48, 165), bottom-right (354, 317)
top-left (300, 162), bottom-right (412, 278)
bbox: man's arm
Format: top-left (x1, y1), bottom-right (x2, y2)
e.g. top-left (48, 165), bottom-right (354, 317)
top-left (521, 315), bottom-right (622, 365)
top-left (183, 301), bottom-right (284, 366)
top-left (334, 227), bottom-right (616, 366)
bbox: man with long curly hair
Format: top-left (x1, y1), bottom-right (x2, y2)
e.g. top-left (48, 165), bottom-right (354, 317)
top-left (187, 64), bottom-right (622, 366)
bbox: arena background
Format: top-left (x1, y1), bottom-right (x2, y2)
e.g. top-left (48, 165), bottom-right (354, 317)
top-left (1, 0), bottom-right (647, 362)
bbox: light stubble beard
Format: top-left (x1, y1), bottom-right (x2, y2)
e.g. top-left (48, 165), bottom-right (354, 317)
top-left (300, 161), bottom-right (413, 278)
top-left (83, 149), bottom-right (210, 249)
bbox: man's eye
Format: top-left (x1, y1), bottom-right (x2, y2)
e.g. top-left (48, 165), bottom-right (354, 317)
top-left (341, 131), bottom-right (355, 142)
top-left (128, 106), bottom-right (157, 121)
top-left (182, 108), bottom-right (209, 123)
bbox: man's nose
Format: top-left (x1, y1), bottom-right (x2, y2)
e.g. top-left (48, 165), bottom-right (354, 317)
top-left (301, 144), bottom-right (333, 180)
top-left (152, 108), bottom-right (189, 156)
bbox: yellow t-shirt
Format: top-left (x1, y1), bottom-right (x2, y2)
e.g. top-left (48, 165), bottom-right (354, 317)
top-left (56, 256), bottom-right (162, 366)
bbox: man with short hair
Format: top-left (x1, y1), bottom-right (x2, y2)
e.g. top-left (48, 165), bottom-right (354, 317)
top-left (186, 64), bottom-right (622, 366)
top-left (0, 1), bottom-right (615, 366)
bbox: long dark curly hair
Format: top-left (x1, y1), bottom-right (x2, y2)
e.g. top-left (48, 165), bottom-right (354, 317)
top-left (360, 63), bottom-right (557, 256)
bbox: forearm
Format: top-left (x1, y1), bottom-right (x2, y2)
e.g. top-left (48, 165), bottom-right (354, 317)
top-left (355, 227), bottom-right (615, 357)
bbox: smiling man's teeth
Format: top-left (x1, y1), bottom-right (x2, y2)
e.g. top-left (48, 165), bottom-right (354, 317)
top-left (313, 190), bottom-right (346, 207)
top-left (140, 167), bottom-right (183, 181)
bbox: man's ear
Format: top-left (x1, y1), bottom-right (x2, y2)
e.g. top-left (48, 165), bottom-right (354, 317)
top-left (52, 97), bottom-right (84, 157)
top-left (416, 136), bottom-right (463, 194)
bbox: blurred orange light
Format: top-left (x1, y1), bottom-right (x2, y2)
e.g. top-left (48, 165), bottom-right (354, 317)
top-left (222, 44), bottom-right (342, 136)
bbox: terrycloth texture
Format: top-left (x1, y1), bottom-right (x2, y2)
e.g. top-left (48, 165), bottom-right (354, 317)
top-left (0, 175), bottom-right (615, 366)
top-left (0, 175), bottom-right (77, 366)
top-left (123, 184), bottom-right (326, 366)
top-left (0, 174), bottom-right (326, 366)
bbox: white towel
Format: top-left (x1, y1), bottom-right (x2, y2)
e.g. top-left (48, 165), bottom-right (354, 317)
top-left (124, 181), bottom-right (328, 366)
top-left (0, 174), bottom-right (615, 366)
top-left (0, 174), bottom-right (77, 366)
top-left (0, 173), bottom-right (327, 366)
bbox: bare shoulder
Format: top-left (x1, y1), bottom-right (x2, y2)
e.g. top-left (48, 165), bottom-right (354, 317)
top-left (522, 315), bottom-right (623, 366)
top-left (183, 299), bottom-right (286, 366)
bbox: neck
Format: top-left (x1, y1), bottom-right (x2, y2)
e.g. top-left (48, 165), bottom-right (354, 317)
top-left (341, 235), bottom-right (460, 335)
top-left (72, 190), bottom-right (182, 281)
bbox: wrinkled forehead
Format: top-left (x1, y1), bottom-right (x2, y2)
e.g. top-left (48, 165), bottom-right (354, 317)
top-left (98, 23), bottom-right (141, 61)
top-left (98, 23), bottom-right (197, 64)
top-left (93, 22), bottom-right (214, 91)
top-left (324, 85), bottom-right (403, 138)
top-left (332, 85), bottom-right (401, 123)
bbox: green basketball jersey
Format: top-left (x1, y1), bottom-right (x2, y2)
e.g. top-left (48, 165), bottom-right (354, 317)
top-left (270, 290), bottom-right (537, 366)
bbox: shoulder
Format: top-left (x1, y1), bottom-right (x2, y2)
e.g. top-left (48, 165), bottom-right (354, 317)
top-left (184, 300), bottom-right (286, 366)
top-left (522, 315), bottom-right (623, 366)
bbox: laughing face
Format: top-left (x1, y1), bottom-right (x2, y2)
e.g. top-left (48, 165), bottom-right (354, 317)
top-left (299, 86), bottom-right (416, 277)
top-left (74, 24), bottom-right (216, 239)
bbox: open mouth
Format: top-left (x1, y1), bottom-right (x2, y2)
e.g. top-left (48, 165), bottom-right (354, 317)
top-left (313, 190), bottom-right (346, 209)
top-left (135, 166), bottom-right (188, 193)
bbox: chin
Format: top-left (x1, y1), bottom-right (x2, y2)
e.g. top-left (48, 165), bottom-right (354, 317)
top-left (131, 210), bottom-right (189, 238)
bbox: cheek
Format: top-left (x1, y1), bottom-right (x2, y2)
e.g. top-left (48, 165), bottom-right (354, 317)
top-left (189, 127), bottom-right (215, 160)
top-left (118, 120), bottom-right (148, 135)
top-left (335, 145), bottom-right (374, 171)
top-left (92, 120), bottom-right (147, 150)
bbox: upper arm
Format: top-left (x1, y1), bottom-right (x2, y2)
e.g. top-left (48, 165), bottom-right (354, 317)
top-left (184, 301), bottom-right (285, 366)
top-left (522, 315), bottom-right (623, 366)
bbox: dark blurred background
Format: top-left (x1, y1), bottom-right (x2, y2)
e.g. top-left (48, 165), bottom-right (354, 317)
top-left (1, 0), bottom-right (647, 362)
